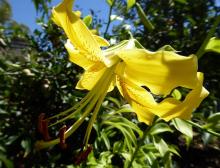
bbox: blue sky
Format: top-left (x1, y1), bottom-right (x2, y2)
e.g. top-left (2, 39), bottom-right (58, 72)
top-left (9, 0), bottom-right (220, 33)
top-left (9, 0), bottom-right (110, 32)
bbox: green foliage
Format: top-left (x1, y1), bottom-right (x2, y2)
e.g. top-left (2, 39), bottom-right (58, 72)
top-left (83, 15), bottom-right (93, 27)
top-left (0, 0), bottom-right (11, 24)
top-left (127, 0), bottom-right (136, 10)
top-left (205, 37), bottom-right (220, 53)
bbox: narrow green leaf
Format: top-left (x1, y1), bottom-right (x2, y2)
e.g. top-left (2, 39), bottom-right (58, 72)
top-left (205, 37), bottom-right (220, 53)
top-left (153, 136), bottom-right (169, 156)
top-left (146, 151), bottom-right (158, 166)
top-left (135, 3), bottom-right (154, 32)
top-left (100, 131), bottom-right (111, 150)
top-left (169, 145), bottom-right (180, 157)
top-left (127, 0), bottom-right (136, 10)
top-left (83, 15), bottom-right (92, 27)
top-left (106, 97), bottom-right (121, 108)
top-left (113, 141), bottom-right (124, 153)
top-left (172, 118), bottom-right (193, 139)
top-left (149, 123), bottom-right (173, 135)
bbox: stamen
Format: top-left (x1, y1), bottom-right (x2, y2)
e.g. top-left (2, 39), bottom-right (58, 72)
top-left (35, 64), bottom-right (118, 149)
top-left (38, 113), bottom-right (51, 141)
top-left (41, 119), bottom-right (51, 141)
top-left (74, 145), bottom-right (93, 165)
top-left (38, 113), bottom-right (45, 134)
top-left (59, 125), bottom-right (67, 149)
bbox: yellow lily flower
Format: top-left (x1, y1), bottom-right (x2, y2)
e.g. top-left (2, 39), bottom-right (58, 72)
top-left (35, 0), bottom-right (209, 150)
top-left (52, 0), bottom-right (208, 123)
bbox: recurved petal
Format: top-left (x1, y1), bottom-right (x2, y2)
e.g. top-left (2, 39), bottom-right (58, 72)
top-left (52, 0), bottom-right (103, 62)
top-left (65, 40), bottom-right (94, 70)
top-left (116, 75), bottom-right (156, 125)
top-left (132, 103), bottom-right (155, 125)
top-left (117, 49), bottom-right (198, 95)
top-left (153, 72), bottom-right (209, 121)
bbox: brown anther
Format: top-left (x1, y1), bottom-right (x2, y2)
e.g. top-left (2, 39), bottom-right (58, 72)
top-left (59, 125), bottom-right (67, 149)
top-left (75, 145), bottom-right (93, 165)
top-left (42, 119), bottom-right (51, 141)
top-left (38, 113), bottom-right (45, 134)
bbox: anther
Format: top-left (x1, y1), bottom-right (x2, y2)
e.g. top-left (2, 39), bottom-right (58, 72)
top-left (38, 113), bottom-right (51, 141)
top-left (59, 125), bottom-right (67, 149)
top-left (75, 145), bottom-right (93, 165)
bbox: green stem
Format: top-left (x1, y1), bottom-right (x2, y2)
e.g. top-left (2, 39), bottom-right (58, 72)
top-left (104, 0), bottom-right (116, 38)
top-left (196, 15), bottom-right (220, 59)
top-left (186, 120), bottom-right (220, 138)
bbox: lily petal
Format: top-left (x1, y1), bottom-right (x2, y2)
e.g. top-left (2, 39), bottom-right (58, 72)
top-left (117, 49), bottom-right (198, 95)
top-left (52, 0), bottom-right (103, 62)
top-left (76, 62), bottom-right (115, 92)
top-left (153, 72), bottom-right (209, 121)
top-left (93, 35), bottom-right (110, 47)
top-left (76, 62), bottom-right (106, 90)
top-left (116, 73), bottom-right (156, 125)
top-left (65, 40), bottom-right (94, 70)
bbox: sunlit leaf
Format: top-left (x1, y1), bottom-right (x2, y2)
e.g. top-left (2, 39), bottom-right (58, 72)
top-left (127, 0), bottom-right (136, 10)
top-left (153, 136), bottom-right (169, 156)
top-left (149, 123), bottom-right (173, 135)
top-left (205, 37), bottom-right (220, 53)
top-left (83, 15), bottom-right (92, 27)
top-left (172, 118), bottom-right (193, 139)
top-left (171, 89), bottom-right (182, 100)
